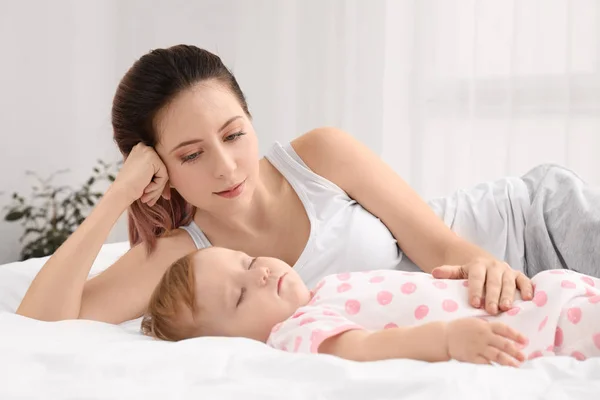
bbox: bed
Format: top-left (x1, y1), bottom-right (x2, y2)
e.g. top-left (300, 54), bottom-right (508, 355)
top-left (1, 242), bottom-right (599, 399)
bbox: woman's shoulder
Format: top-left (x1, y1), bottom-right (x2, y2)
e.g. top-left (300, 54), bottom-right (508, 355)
top-left (146, 227), bottom-right (197, 255)
top-left (290, 126), bottom-right (355, 171)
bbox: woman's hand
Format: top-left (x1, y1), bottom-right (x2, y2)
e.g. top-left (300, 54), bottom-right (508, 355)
top-left (446, 318), bottom-right (527, 367)
top-left (113, 142), bottom-right (170, 207)
top-left (431, 257), bottom-right (534, 315)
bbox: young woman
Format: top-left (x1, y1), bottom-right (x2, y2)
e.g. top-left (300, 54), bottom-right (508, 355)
top-left (16, 44), bottom-right (600, 325)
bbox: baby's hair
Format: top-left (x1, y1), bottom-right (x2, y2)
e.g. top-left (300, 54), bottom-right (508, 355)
top-left (141, 251), bottom-right (201, 341)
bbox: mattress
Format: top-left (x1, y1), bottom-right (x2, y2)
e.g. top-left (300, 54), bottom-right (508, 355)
top-left (1, 242), bottom-right (599, 399)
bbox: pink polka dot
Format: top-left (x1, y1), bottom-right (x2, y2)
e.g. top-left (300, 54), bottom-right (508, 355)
top-left (593, 333), bottom-right (600, 350)
top-left (293, 336), bottom-right (303, 352)
top-left (546, 345), bottom-right (555, 352)
top-left (308, 295), bottom-right (320, 305)
top-left (281, 344), bottom-right (288, 351)
top-left (571, 351), bottom-right (586, 361)
top-left (462, 280), bottom-right (469, 287)
top-left (433, 281), bottom-right (448, 289)
top-left (550, 270), bottom-right (565, 274)
top-left (384, 322), bottom-right (398, 329)
top-left (369, 276), bottom-right (385, 283)
top-left (442, 299), bottom-right (459, 313)
top-left (323, 310), bottom-right (337, 317)
top-left (506, 306), bottom-right (521, 316)
top-left (345, 299), bottom-right (361, 315)
top-left (337, 272), bottom-right (351, 281)
top-left (538, 316), bottom-right (548, 331)
top-left (310, 329), bottom-right (323, 341)
top-left (337, 283), bottom-right (352, 293)
top-left (528, 351), bottom-right (543, 360)
top-left (401, 282), bottom-right (416, 294)
top-left (377, 291), bottom-right (393, 306)
top-left (533, 291), bottom-right (548, 307)
top-left (567, 307), bottom-right (582, 325)
top-left (299, 317), bottom-right (316, 326)
top-left (585, 287), bottom-right (596, 297)
top-left (589, 295), bottom-right (600, 304)
top-left (414, 305), bottom-right (429, 320)
top-left (272, 323), bottom-right (282, 333)
top-left (561, 280), bottom-right (576, 289)
top-left (309, 329), bottom-right (326, 353)
top-left (292, 311), bottom-right (305, 319)
top-left (581, 276), bottom-right (595, 287)
top-left (554, 327), bottom-right (564, 347)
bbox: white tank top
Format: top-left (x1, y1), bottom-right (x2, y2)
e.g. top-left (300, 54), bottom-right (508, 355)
top-left (180, 141), bottom-right (421, 288)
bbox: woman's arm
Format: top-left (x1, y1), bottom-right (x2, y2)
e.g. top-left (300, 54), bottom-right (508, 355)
top-left (15, 143), bottom-right (191, 323)
top-left (16, 186), bottom-right (129, 320)
top-left (292, 128), bottom-right (483, 272)
top-left (292, 128), bottom-right (533, 313)
top-left (319, 318), bottom-right (526, 367)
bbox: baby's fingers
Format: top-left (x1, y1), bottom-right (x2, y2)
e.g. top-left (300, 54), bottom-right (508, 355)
top-left (489, 334), bottom-right (526, 364)
top-left (472, 355), bottom-right (491, 365)
top-left (482, 346), bottom-right (522, 367)
top-left (491, 322), bottom-right (528, 345)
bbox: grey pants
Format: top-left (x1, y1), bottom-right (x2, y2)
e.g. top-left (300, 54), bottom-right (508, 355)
top-left (421, 164), bottom-right (600, 278)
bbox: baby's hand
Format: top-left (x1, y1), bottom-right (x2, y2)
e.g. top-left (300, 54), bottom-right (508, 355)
top-left (446, 318), bottom-right (527, 367)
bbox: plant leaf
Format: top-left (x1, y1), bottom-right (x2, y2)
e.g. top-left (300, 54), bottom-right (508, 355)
top-left (5, 210), bottom-right (25, 221)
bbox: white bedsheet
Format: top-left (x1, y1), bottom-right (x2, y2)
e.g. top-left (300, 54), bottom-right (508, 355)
top-left (1, 242), bottom-right (599, 399)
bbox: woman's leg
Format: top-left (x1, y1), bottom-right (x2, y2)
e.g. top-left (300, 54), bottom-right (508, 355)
top-left (425, 164), bottom-right (600, 278)
top-left (521, 164), bottom-right (600, 278)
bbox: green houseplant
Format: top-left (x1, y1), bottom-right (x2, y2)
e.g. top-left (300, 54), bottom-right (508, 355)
top-left (2, 160), bottom-right (120, 260)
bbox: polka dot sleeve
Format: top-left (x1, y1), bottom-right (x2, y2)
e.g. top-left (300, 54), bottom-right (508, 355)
top-left (266, 306), bottom-right (365, 354)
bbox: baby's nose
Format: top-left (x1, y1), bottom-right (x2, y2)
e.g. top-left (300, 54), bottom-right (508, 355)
top-left (257, 266), bottom-right (270, 285)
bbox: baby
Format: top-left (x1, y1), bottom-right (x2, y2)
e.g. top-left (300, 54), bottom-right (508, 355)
top-left (141, 247), bottom-right (600, 367)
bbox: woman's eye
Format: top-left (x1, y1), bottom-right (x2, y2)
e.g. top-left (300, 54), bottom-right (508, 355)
top-left (225, 131), bottom-right (246, 142)
top-left (182, 152), bottom-right (201, 163)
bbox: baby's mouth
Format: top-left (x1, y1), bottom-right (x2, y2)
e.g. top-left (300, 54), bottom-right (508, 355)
top-left (277, 274), bottom-right (287, 294)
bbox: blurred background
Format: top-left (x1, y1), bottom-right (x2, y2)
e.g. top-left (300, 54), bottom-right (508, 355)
top-left (1, 0), bottom-right (599, 264)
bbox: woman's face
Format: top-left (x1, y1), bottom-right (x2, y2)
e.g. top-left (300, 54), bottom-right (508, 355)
top-left (154, 81), bottom-right (260, 215)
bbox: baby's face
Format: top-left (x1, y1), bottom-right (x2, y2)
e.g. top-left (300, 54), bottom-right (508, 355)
top-left (191, 247), bottom-right (311, 342)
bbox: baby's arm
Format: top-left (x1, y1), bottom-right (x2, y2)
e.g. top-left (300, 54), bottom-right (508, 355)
top-left (319, 321), bottom-right (448, 362)
top-left (321, 318), bottom-right (527, 366)
top-left (268, 307), bottom-right (526, 366)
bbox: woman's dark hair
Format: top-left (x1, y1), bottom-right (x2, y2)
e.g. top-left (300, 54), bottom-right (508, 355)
top-left (111, 44), bottom-right (250, 251)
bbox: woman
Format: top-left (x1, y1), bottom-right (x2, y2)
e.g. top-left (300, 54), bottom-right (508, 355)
top-left (16, 44), bottom-right (599, 325)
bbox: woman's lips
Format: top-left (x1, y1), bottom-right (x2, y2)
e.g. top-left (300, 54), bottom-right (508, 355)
top-left (214, 180), bottom-right (245, 198)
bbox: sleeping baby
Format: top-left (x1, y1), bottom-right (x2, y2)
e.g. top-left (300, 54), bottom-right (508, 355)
top-left (141, 247), bottom-right (600, 366)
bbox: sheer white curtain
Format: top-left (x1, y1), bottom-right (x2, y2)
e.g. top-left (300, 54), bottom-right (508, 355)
top-left (231, 0), bottom-right (600, 199)
top-left (382, 0), bottom-right (600, 199)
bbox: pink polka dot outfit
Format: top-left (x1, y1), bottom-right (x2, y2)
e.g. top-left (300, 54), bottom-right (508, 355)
top-left (266, 270), bottom-right (600, 360)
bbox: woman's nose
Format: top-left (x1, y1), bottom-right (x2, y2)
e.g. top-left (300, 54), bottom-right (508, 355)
top-left (212, 145), bottom-right (236, 179)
